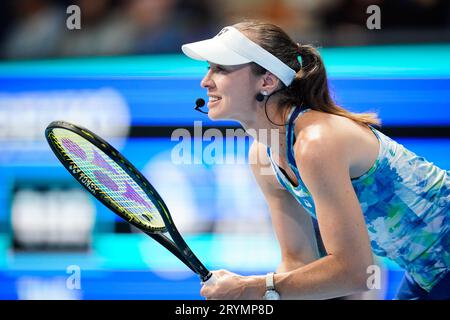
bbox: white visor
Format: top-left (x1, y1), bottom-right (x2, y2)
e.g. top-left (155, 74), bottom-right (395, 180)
top-left (182, 26), bottom-right (296, 87)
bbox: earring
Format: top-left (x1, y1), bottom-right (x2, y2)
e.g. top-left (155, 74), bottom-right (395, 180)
top-left (255, 90), bottom-right (269, 102)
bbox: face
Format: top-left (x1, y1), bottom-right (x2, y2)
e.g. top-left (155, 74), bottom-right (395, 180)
top-left (200, 62), bottom-right (259, 122)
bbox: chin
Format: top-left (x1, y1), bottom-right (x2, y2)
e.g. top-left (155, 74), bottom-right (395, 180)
top-left (207, 108), bottom-right (227, 121)
top-left (209, 113), bottom-right (237, 122)
top-left (207, 103), bottom-right (239, 122)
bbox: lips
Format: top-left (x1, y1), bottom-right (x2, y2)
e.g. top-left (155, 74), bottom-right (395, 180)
top-left (207, 95), bottom-right (222, 107)
top-left (208, 95), bottom-right (221, 102)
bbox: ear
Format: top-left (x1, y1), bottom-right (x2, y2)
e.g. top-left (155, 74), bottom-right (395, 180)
top-left (260, 71), bottom-right (281, 94)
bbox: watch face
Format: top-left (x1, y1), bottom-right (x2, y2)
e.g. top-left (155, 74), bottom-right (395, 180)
top-left (264, 290), bottom-right (280, 300)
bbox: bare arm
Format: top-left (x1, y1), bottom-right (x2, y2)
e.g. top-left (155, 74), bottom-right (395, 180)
top-left (249, 141), bottom-right (320, 272)
top-left (201, 131), bottom-right (374, 300)
top-left (266, 126), bottom-right (374, 299)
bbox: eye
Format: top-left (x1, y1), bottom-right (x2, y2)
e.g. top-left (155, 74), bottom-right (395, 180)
top-left (207, 65), bottom-right (227, 73)
top-left (216, 66), bottom-right (229, 73)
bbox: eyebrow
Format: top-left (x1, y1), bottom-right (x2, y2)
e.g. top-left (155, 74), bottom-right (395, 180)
top-left (208, 63), bottom-right (226, 68)
top-left (209, 63), bottom-right (246, 72)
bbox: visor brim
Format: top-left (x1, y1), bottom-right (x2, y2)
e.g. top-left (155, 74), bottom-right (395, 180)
top-left (182, 38), bottom-right (251, 66)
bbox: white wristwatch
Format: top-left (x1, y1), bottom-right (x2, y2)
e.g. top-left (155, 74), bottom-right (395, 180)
top-left (263, 272), bottom-right (280, 300)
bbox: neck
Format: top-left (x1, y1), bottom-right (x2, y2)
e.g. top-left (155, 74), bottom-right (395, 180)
top-left (240, 101), bottom-right (291, 151)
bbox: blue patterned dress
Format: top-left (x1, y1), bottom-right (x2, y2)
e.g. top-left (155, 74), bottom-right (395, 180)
top-left (266, 106), bottom-right (449, 292)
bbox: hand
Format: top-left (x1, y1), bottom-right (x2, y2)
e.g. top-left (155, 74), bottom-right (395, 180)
top-left (200, 269), bottom-right (264, 300)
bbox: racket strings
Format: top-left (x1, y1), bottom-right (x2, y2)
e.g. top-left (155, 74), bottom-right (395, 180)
top-left (51, 129), bottom-right (165, 230)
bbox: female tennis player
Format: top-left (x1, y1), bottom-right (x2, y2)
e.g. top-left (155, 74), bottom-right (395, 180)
top-left (181, 20), bottom-right (449, 300)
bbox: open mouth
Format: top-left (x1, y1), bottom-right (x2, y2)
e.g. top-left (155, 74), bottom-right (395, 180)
top-left (208, 96), bottom-right (222, 107)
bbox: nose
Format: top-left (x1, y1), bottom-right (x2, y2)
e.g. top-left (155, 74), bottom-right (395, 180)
top-left (200, 69), bottom-right (214, 89)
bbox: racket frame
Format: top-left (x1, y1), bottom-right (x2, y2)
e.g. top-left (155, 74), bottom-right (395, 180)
top-left (45, 121), bottom-right (211, 281)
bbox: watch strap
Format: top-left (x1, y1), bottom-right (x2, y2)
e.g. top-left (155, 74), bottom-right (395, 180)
top-left (266, 272), bottom-right (276, 291)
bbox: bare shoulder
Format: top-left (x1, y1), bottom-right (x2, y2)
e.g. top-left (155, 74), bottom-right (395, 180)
top-left (293, 110), bottom-right (353, 161)
top-left (292, 109), bottom-right (379, 178)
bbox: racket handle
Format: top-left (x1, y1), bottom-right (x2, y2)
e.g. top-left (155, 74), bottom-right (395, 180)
top-left (202, 272), bottom-right (217, 286)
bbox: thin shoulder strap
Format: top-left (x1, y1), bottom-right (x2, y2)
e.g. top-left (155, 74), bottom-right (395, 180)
top-left (286, 106), bottom-right (309, 165)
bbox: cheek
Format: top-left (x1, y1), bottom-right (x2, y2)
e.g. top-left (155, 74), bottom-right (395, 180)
top-left (229, 84), bottom-right (253, 105)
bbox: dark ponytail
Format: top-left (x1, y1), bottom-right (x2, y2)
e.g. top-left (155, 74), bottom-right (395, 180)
top-left (234, 20), bottom-right (380, 127)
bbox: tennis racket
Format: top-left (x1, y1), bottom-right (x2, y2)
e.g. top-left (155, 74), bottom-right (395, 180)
top-left (45, 120), bottom-right (216, 286)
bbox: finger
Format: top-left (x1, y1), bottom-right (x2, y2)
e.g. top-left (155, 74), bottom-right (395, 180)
top-left (200, 285), bottom-right (210, 297)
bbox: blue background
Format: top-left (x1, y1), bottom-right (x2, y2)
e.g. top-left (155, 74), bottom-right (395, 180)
top-left (0, 45), bottom-right (449, 300)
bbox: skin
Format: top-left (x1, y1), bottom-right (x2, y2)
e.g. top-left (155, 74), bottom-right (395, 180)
top-left (199, 61), bottom-right (379, 300)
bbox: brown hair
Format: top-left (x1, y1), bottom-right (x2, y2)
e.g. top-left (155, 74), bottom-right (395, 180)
top-left (233, 20), bottom-right (380, 127)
